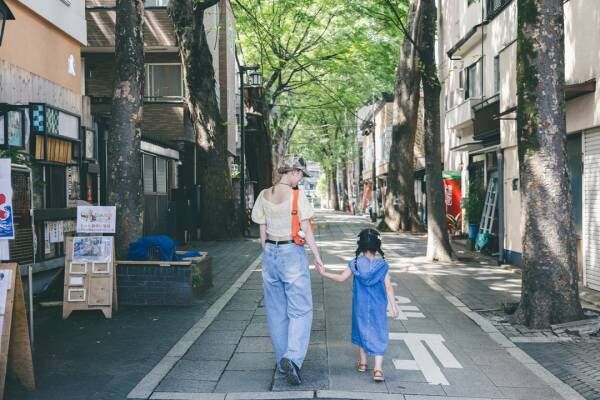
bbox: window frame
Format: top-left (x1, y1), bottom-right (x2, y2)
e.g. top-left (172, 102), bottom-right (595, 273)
top-left (144, 63), bottom-right (184, 101)
top-left (0, 106), bottom-right (27, 150)
top-left (142, 153), bottom-right (170, 194)
top-left (465, 59), bottom-right (482, 100)
top-left (494, 55), bottom-right (500, 94)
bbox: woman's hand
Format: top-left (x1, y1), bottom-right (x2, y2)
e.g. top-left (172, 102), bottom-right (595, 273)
top-left (390, 302), bottom-right (400, 319)
top-left (314, 256), bottom-right (325, 275)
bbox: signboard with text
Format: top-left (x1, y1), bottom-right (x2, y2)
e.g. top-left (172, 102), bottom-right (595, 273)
top-left (76, 206), bottom-right (116, 234)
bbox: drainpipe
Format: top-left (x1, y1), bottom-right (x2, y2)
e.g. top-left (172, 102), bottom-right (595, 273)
top-left (497, 149), bottom-right (505, 265)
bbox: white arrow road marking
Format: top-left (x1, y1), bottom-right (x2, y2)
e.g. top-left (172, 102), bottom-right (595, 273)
top-left (390, 332), bottom-right (463, 385)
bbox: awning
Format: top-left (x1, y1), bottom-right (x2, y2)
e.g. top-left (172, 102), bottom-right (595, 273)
top-left (566, 79), bottom-right (596, 101)
top-left (141, 140), bottom-right (179, 160)
top-left (450, 141), bottom-right (485, 152)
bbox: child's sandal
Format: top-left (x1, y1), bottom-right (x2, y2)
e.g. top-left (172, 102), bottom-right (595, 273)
top-left (356, 362), bottom-right (368, 372)
top-left (373, 369), bottom-right (385, 382)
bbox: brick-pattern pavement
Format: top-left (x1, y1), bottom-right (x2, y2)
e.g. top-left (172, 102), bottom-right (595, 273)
top-left (383, 228), bottom-right (600, 400)
top-left (150, 212), bottom-right (566, 399)
top-left (6, 239), bottom-right (262, 400)
top-left (519, 341), bottom-right (600, 400)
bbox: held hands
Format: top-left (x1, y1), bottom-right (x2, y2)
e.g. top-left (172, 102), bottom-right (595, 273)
top-left (313, 256), bottom-right (325, 275)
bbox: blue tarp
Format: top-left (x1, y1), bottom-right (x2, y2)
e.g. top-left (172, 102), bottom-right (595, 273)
top-left (127, 236), bottom-right (202, 261)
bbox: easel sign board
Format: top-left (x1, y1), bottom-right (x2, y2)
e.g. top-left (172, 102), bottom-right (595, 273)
top-left (0, 263), bottom-right (35, 399)
top-left (63, 237), bottom-right (118, 319)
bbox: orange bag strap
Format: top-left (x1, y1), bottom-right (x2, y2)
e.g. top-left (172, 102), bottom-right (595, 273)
top-left (291, 188), bottom-right (301, 237)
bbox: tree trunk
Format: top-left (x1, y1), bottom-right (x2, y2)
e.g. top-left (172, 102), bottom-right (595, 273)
top-left (244, 86), bottom-right (273, 193)
top-left (328, 171), bottom-right (340, 210)
top-left (108, 0), bottom-right (145, 258)
top-left (379, 0), bottom-right (424, 233)
top-left (169, 0), bottom-right (234, 240)
top-left (420, 0), bottom-right (454, 262)
top-left (342, 161), bottom-right (350, 212)
top-left (512, 0), bottom-right (582, 328)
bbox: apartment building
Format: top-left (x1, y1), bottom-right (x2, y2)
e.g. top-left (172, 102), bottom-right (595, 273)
top-left (0, 0), bottom-right (90, 272)
top-left (357, 96), bottom-right (425, 219)
top-left (438, 0), bottom-right (600, 291)
top-left (84, 0), bottom-right (239, 242)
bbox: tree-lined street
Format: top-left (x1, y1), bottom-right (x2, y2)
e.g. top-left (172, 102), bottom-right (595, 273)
top-left (2, 0), bottom-right (600, 398)
top-left (8, 212), bottom-right (600, 400)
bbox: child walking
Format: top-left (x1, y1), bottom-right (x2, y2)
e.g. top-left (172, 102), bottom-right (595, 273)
top-left (318, 228), bottom-right (398, 382)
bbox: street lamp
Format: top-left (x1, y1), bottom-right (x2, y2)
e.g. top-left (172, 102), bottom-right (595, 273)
top-left (238, 64), bottom-right (259, 235)
top-left (361, 96), bottom-right (378, 222)
top-left (248, 71), bottom-right (263, 87)
top-left (0, 0), bottom-right (15, 47)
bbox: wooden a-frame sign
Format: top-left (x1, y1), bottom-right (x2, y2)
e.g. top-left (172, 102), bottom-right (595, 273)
top-left (0, 263), bottom-right (35, 399)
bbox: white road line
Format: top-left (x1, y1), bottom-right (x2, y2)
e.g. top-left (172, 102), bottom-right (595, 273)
top-left (316, 390), bottom-right (405, 400)
top-left (128, 254), bottom-right (264, 400)
top-left (389, 333), bottom-right (463, 385)
top-left (225, 391), bottom-right (314, 400)
top-left (510, 336), bottom-right (572, 343)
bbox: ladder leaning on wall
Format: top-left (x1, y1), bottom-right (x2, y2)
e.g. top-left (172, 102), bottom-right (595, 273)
top-left (475, 176), bottom-right (498, 251)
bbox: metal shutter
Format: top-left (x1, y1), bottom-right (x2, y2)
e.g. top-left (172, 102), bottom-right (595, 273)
top-left (583, 130), bottom-right (600, 291)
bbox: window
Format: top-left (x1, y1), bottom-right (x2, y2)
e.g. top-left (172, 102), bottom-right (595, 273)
top-left (465, 60), bottom-right (482, 99)
top-left (487, 0), bottom-right (510, 17)
top-left (0, 110), bottom-right (26, 148)
top-left (143, 154), bottom-right (155, 193)
top-left (145, 0), bottom-right (169, 6)
top-left (156, 158), bottom-right (167, 193)
top-left (494, 56), bottom-right (500, 94)
top-left (145, 64), bottom-right (183, 99)
top-left (143, 154), bottom-right (169, 194)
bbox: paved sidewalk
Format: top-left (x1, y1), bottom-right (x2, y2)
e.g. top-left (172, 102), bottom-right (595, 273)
top-left (141, 211), bottom-right (574, 400)
top-left (6, 239), bottom-right (263, 400)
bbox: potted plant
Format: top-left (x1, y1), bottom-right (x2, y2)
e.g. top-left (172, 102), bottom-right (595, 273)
top-left (465, 182), bottom-right (485, 240)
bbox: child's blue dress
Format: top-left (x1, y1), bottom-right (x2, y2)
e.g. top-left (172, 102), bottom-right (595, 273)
top-left (349, 256), bottom-right (389, 356)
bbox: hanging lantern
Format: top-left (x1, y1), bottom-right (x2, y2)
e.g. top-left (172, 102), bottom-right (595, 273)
top-left (0, 0), bottom-right (15, 47)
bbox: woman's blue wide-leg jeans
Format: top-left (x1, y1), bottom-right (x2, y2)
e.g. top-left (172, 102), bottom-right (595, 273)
top-left (262, 242), bottom-right (313, 368)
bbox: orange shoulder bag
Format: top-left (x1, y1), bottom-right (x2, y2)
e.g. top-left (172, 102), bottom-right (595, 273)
top-left (291, 188), bottom-right (314, 246)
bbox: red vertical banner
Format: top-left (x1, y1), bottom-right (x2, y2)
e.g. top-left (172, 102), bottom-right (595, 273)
top-left (361, 182), bottom-right (372, 211)
top-left (443, 171), bottom-right (462, 234)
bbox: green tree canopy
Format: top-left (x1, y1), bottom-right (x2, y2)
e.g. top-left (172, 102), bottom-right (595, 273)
top-left (233, 0), bottom-right (408, 169)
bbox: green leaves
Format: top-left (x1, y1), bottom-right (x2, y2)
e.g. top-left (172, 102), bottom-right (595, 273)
top-left (234, 0), bottom-right (408, 167)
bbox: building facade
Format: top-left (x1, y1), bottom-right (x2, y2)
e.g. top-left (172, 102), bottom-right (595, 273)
top-left (0, 0), bottom-right (240, 278)
top-left (84, 0), bottom-right (239, 243)
top-left (0, 0), bottom-right (89, 273)
top-left (438, 0), bottom-right (600, 291)
top-left (356, 96), bottom-right (425, 220)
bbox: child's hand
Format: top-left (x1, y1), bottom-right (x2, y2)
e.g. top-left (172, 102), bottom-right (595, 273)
top-left (314, 257), bottom-right (325, 275)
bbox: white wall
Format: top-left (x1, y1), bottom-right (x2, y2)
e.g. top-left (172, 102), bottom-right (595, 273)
top-left (17, 0), bottom-right (87, 45)
top-left (565, 0), bottom-right (600, 134)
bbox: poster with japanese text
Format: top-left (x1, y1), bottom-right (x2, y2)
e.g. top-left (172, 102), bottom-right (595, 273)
top-left (76, 206), bottom-right (116, 233)
top-left (72, 236), bottom-right (113, 263)
top-left (0, 159), bottom-right (14, 240)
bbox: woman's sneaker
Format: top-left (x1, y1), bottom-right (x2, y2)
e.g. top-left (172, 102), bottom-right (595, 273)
top-left (280, 357), bottom-right (302, 385)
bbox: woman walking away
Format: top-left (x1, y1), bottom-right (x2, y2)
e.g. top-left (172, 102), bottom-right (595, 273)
top-left (251, 156), bottom-right (324, 385)
top-left (318, 228), bottom-right (398, 382)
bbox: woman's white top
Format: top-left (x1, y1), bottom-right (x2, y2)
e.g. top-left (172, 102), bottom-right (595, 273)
top-left (251, 188), bottom-right (314, 237)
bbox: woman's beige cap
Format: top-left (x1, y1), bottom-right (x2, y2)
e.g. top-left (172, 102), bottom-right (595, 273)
top-left (278, 156), bottom-right (310, 177)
